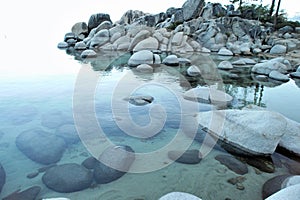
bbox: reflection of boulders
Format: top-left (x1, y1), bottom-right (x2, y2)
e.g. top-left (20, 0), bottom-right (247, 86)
top-left (16, 129), bottom-right (66, 165)
top-left (2, 186), bottom-right (41, 200)
top-left (42, 163), bottom-right (93, 193)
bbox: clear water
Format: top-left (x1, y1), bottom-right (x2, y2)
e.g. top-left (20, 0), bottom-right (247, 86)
top-left (0, 47), bottom-right (300, 200)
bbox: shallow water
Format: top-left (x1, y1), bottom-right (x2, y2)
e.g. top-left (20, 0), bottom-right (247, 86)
top-left (0, 49), bottom-right (300, 199)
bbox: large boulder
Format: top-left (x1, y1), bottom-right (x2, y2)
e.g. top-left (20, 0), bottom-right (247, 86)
top-left (159, 192), bottom-right (202, 200)
top-left (88, 13), bottom-right (112, 31)
top-left (162, 55), bottom-right (179, 66)
top-left (182, 0), bottom-right (205, 21)
top-left (251, 58), bottom-right (291, 75)
top-left (270, 44), bottom-right (287, 54)
top-left (128, 50), bottom-right (154, 67)
top-left (71, 22), bottom-right (88, 38)
top-left (128, 30), bottom-right (151, 51)
top-left (16, 129), bottom-right (66, 165)
top-left (197, 110), bottom-right (287, 156)
top-left (0, 163), bottom-right (5, 193)
top-left (269, 71), bottom-right (289, 82)
top-left (42, 163), bottom-right (93, 193)
top-left (279, 118), bottom-right (300, 156)
top-left (218, 47), bottom-right (233, 56)
top-left (93, 145), bottom-right (135, 184)
top-left (133, 37), bottom-right (159, 52)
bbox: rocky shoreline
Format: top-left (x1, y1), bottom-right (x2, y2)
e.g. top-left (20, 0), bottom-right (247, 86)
top-left (55, 0), bottom-right (300, 199)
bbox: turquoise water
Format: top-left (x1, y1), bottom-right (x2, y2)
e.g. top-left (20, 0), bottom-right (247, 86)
top-left (0, 48), bottom-right (300, 199)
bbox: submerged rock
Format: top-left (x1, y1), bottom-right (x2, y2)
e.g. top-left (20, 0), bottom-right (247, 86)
top-left (0, 163), bottom-right (5, 193)
top-left (42, 163), bottom-right (93, 193)
top-left (82, 157), bottom-right (98, 169)
top-left (183, 87), bottom-right (233, 107)
top-left (16, 129), bottom-right (66, 165)
top-left (198, 110), bottom-right (287, 156)
top-left (2, 186), bottom-right (41, 200)
top-left (168, 150), bottom-right (202, 164)
top-left (55, 124), bottom-right (80, 145)
top-left (262, 175), bottom-right (291, 199)
top-left (124, 95), bottom-right (154, 106)
top-left (159, 192), bottom-right (202, 200)
top-left (93, 145), bottom-right (135, 184)
top-left (215, 154), bottom-right (248, 175)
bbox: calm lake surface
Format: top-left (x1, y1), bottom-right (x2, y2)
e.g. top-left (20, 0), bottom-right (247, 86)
top-left (1, 3), bottom-right (300, 200)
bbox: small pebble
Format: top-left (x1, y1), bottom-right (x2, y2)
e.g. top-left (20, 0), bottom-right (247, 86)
top-left (236, 183), bottom-right (245, 190)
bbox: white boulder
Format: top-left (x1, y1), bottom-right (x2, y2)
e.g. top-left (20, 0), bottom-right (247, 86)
top-left (269, 71), bottom-right (289, 82)
top-left (266, 184), bottom-right (300, 200)
top-left (187, 65), bottom-right (201, 77)
top-left (270, 44), bottom-right (287, 54)
top-left (218, 61), bottom-right (233, 70)
top-left (279, 118), bottom-right (300, 156)
top-left (162, 55), bottom-right (179, 66)
top-left (128, 50), bottom-right (154, 67)
top-left (197, 110), bottom-right (287, 155)
top-left (133, 37), bottom-right (159, 52)
top-left (218, 47), bottom-right (233, 56)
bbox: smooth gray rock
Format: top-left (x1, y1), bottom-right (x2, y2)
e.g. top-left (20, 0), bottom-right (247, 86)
top-left (93, 145), bottom-right (135, 184)
top-left (168, 150), bottom-right (201, 164)
top-left (183, 87), bottom-right (233, 106)
top-left (198, 110), bottom-right (287, 156)
top-left (182, 0), bottom-right (205, 21)
top-left (269, 71), bottom-right (289, 82)
top-left (218, 61), bottom-right (233, 70)
top-left (94, 21), bottom-right (112, 33)
top-left (270, 44), bottom-right (287, 54)
top-left (290, 72), bottom-right (300, 79)
top-left (82, 157), bottom-right (98, 170)
top-left (74, 41), bottom-right (87, 50)
top-left (124, 95), bottom-right (154, 106)
top-left (57, 42), bottom-right (69, 49)
top-left (128, 50), bottom-right (154, 67)
top-left (55, 124), bottom-right (80, 145)
top-left (187, 65), bottom-right (201, 76)
top-left (2, 186), bottom-right (41, 200)
top-left (64, 32), bottom-right (76, 42)
top-left (128, 30), bottom-right (151, 51)
top-left (162, 55), bottom-right (179, 66)
top-left (133, 37), bottom-right (159, 52)
top-left (252, 58), bottom-right (290, 75)
top-left (215, 154), bottom-right (248, 175)
top-left (218, 47), bottom-right (233, 56)
top-left (0, 163), bottom-right (5, 193)
top-left (279, 118), bottom-right (300, 156)
top-left (88, 13), bottom-right (111, 30)
top-left (16, 129), bottom-right (66, 165)
top-left (81, 49), bottom-right (97, 59)
top-left (71, 22), bottom-right (88, 37)
top-left (42, 163), bottom-right (93, 193)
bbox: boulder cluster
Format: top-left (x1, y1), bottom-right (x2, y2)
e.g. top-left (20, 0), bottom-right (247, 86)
top-left (58, 0), bottom-right (300, 60)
